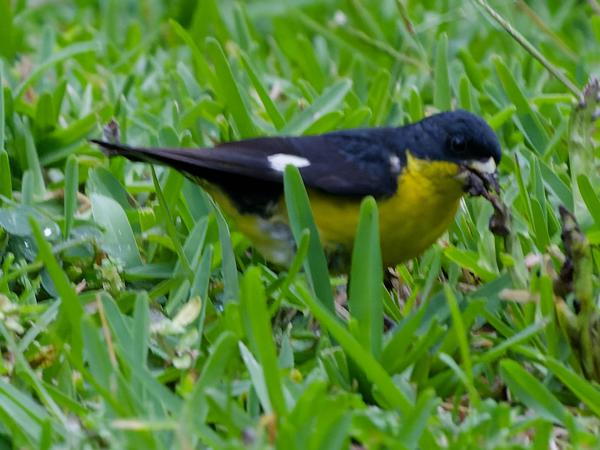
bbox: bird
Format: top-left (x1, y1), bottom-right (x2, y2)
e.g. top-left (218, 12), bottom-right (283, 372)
top-left (92, 109), bottom-right (501, 270)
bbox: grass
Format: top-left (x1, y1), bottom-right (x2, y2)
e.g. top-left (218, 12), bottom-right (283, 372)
top-left (0, 0), bottom-right (599, 448)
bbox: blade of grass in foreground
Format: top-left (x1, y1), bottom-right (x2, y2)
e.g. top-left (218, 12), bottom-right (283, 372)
top-left (63, 155), bottom-right (78, 238)
top-left (240, 267), bottom-right (287, 416)
top-left (570, 80), bottom-right (600, 228)
top-left (0, 149), bottom-right (10, 201)
top-left (90, 193), bottom-right (142, 268)
top-left (30, 218), bottom-right (84, 366)
top-left (297, 284), bottom-right (412, 414)
top-left (23, 120), bottom-right (45, 198)
top-left (14, 41), bottom-right (98, 100)
top-left (545, 357), bottom-right (600, 418)
top-left (281, 79), bottom-right (352, 135)
top-left (0, 63), bottom-right (9, 200)
top-left (206, 196), bottom-right (239, 303)
top-left (269, 229), bottom-right (310, 315)
top-left (493, 56), bottom-right (549, 154)
top-left (150, 167), bottom-right (192, 278)
top-left (499, 359), bottom-right (568, 424)
top-left (473, 0), bottom-right (580, 97)
top-left (0, 62), bottom-right (4, 149)
top-left (283, 165), bottom-right (334, 313)
top-left (577, 175), bottom-right (600, 228)
top-left (0, 381), bottom-right (43, 446)
top-left (444, 285), bottom-right (480, 407)
top-left (433, 32), bottom-right (451, 111)
top-left (239, 51), bottom-right (286, 130)
top-left (348, 197), bottom-right (383, 359)
top-left (183, 332), bottom-right (237, 431)
top-left (206, 37), bottom-right (256, 138)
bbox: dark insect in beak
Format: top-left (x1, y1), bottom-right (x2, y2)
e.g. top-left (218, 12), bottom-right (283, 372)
top-left (461, 166), bottom-right (500, 197)
top-left (457, 160), bottom-right (510, 237)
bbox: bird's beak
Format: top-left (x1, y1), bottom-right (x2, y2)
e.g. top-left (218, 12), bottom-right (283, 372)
top-left (456, 157), bottom-right (500, 196)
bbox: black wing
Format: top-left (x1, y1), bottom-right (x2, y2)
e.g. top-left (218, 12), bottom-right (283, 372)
top-left (92, 128), bottom-right (401, 198)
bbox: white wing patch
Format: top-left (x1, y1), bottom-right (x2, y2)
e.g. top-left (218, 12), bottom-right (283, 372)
top-left (268, 153), bottom-right (311, 172)
top-left (389, 155), bottom-right (401, 173)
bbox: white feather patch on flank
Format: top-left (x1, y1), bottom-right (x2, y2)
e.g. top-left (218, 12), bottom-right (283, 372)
top-left (268, 153), bottom-right (311, 172)
top-left (389, 155), bottom-right (401, 172)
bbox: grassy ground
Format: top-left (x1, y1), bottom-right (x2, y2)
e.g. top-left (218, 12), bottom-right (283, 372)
top-left (1, 0), bottom-right (600, 448)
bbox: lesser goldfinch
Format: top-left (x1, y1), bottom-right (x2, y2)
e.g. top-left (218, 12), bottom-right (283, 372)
top-left (92, 110), bottom-right (501, 268)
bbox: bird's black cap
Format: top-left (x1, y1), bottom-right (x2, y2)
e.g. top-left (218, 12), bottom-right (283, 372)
top-left (395, 109), bottom-right (502, 165)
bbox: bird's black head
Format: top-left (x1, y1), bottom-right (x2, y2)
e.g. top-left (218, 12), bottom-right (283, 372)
top-left (415, 109), bottom-right (502, 165)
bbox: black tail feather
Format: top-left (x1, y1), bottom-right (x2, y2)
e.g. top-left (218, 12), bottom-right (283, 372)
top-left (89, 138), bottom-right (283, 215)
top-left (89, 138), bottom-right (283, 184)
top-left (90, 139), bottom-right (141, 159)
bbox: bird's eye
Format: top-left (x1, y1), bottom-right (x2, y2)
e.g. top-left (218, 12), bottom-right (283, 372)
top-left (450, 135), bottom-right (467, 154)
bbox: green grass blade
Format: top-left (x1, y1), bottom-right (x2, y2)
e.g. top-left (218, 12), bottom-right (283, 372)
top-left (23, 121), bottom-right (45, 198)
top-left (577, 175), bottom-right (600, 228)
top-left (458, 74), bottom-right (473, 111)
top-left (206, 37), bottom-right (256, 138)
top-left (90, 193), bottom-right (142, 268)
top-left (297, 284), bottom-right (412, 415)
top-left (492, 56), bottom-right (549, 153)
top-left (206, 196), bottom-right (239, 303)
top-left (0, 149), bottom-right (11, 201)
top-left (269, 229), bottom-right (310, 316)
top-left (192, 245), bottom-right (213, 344)
top-left (367, 69), bottom-right (392, 125)
top-left (348, 197), bottom-right (383, 359)
top-left (0, 62), bottom-right (4, 149)
top-left (545, 357), bottom-right (600, 417)
top-left (30, 218), bottom-right (84, 366)
top-left (283, 165), bottom-right (334, 313)
top-left (34, 93), bottom-right (56, 132)
top-left (132, 293), bottom-right (150, 368)
top-left (458, 48), bottom-right (483, 91)
top-left (478, 321), bottom-right (546, 364)
top-left (381, 308), bottom-right (426, 371)
top-left (14, 41), bottom-right (98, 100)
top-left (240, 266), bottom-right (287, 416)
top-left (81, 317), bottom-right (113, 390)
top-left (531, 198), bottom-right (549, 251)
top-left (488, 104), bottom-right (516, 130)
top-left (433, 32), bottom-right (451, 111)
top-left (397, 389), bottom-right (439, 450)
top-left (183, 332), bottom-right (237, 428)
top-left (500, 359), bottom-right (568, 424)
top-left (0, 1), bottom-right (15, 59)
top-left (443, 247), bottom-right (496, 282)
top-left (169, 19), bottom-right (213, 85)
top-left (281, 79), bottom-right (352, 135)
top-left (63, 155), bottom-right (78, 238)
top-left (473, 0), bottom-right (580, 97)
top-left (407, 86), bottom-right (423, 122)
top-left (444, 285), bottom-right (479, 407)
top-left (570, 82), bottom-right (600, 226)
top-left (0, 382), bottom-right (44, 446)
top-left (239, 51), bottom-right (286, 130)
top-left (87, 167), bottom-right (133, 212)
top-left (150, 166), bottom-right (192, 278)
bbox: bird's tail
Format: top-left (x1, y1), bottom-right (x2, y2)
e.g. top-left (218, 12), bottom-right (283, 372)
top-left (91, 139), bottom-right (160, 162)
top-left (90, 139), bottom-right (227, 180)
top-left (90, 139), bottom-right (281, 184)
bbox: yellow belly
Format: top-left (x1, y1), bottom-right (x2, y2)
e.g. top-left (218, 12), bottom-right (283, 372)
top-left (309, 156), bottom-right (463, 266)
top-left (205, 155), bottom-right (464, 267)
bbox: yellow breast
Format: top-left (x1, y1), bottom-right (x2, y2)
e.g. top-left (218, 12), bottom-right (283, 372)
top-left (205, 154), bottom-right (465, 267)
top-left (309, 154), bottom-right (464, 266)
